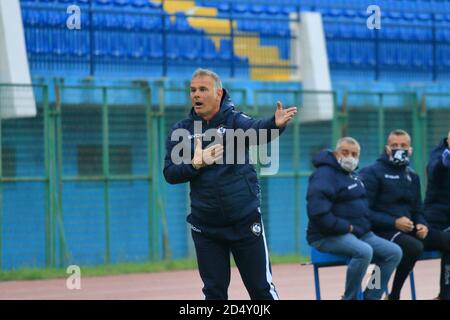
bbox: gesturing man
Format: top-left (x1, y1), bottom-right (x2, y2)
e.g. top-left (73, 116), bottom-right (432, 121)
top-left (163, 68), bottom-right (297, 300)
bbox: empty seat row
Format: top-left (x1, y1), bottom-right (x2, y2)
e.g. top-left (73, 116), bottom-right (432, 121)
top-left (24, 28), bottom-right (247, 63)
top-left (21, 0), bottom-right (161, 9)
top-left (327, 41), bottom-right (434, 69)
top-left (325, 22), bottom-right (434, 41)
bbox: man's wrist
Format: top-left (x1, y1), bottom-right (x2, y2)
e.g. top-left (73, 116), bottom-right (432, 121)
top-left (192, 162), bottom-right (202, 170)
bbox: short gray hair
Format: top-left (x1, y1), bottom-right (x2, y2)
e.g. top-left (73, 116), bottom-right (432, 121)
top-left (192, 68), bottom-right (222, 92)
top-left (335, 137), bottom-right (360, 151)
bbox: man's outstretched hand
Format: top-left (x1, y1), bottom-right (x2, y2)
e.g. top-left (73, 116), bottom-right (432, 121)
top-left (275, 101), bottom-right (297, 128)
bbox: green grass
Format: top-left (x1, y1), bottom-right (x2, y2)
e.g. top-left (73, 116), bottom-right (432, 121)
top-left (0, 255), bottom-right (309, 282)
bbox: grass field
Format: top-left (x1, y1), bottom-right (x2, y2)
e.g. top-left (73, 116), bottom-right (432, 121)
top-left (0, 255), bottom-right (309, 282)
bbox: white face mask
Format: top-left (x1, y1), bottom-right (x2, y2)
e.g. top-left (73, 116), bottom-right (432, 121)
top-left (338, 156), bottom-right (359, 172)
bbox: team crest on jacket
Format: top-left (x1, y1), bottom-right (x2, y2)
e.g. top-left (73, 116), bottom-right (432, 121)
top-left (251, 222), bottom-right (261, 236)
top-left (216, 126), bottom-right (226, 136)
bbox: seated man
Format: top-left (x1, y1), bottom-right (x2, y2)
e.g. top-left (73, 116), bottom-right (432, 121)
top-left (360, 129), bottom-right (450, 300)
top-left (424, 130), bottom-right (450, 300)
top-left (307, 137), bottom-right (402, 300)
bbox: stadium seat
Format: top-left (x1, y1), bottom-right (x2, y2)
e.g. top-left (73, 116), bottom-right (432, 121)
top-left (263, 5), bottom-right (280, 15)
top-left (380, 44), bottom-right (398, 67)
top-left (149, 34), bottom-right (163, 59)
top-left (113, 0), bottom-right (128, 7)
top-left (250, 4), bottom-right (264, 15)
top-left (201, 38), bottom-right (217, 61)
top-left (311, 247), bottom-right (442, 300)
top-left (397, 45), bottom-right (412, 67)
top-left (171, 12), bottom-right (189, 32)
top-left (233, 3), bottom-right (249, 15)
top-left (130, 0), bottom-right (147, 8)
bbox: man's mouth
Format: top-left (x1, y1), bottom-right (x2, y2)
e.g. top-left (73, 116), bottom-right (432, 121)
top-left (194, 102), bottom-right (203, 107)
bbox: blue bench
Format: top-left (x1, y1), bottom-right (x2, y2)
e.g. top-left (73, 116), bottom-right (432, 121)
top-left (311, 247), bottom-right (442, 300)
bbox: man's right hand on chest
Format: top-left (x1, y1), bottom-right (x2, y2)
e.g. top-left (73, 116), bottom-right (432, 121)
top-left (192, 138), bottom-right (224, 170)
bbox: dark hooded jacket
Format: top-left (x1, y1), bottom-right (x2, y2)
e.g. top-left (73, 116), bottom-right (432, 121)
top-left (306, 150), bottom-right (372, 244)
top-left (163, 89), bottom-right (284, 226)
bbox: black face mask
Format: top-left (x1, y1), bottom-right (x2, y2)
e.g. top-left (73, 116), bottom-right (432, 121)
top-left (389, 149), bottom-right (410, 167)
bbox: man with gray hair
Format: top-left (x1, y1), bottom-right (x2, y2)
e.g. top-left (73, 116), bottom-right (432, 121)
top-left (163, 68), bottom-right (297, 300)
top-left (307, 137), bottom-right (402, 300)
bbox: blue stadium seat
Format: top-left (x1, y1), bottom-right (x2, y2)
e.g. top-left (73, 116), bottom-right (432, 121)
top-left (335, 42), bottom-right (350, 65)
top-left (109, 32), bottom-right (126, 58)
top-left (380, 43), bottom-right (398, 67)
top-left (201, 38), bottom-right (217, 60)
top-left (21, 8), bottom-right (40, 27)
top-left (137, 14), bottom-right (162, 31)
top-left (127, 33), bottom-right (146, 59)
top-left (412, 44), bottom-right (433, 69)
top-left (328, 8), bottom-right (343, 18)
top-left (172, 12), bottom-right (193, 32)
top-left (219, 39), bottom-right (232, 61)
top-left (113, 0), bottom-right (128, 7)
top-left (233, 3), bottom-right (249, 15)
top-left (92, 13), bottom-right (107, 28)
top-left (238, 17), bottom-right (260, 33)
top-left (51, 30), bottom-right (69, 56)
top-left (434, 14), bottom-right (445, 23)
top-left (354, 25), bottom-right (375, 40)
top-left (265, 5), bottom-right (281, 16)
top-left (70, 31), bottom-right (90, 57)
top-left (338, 24), bottom-right (354, 39)
top-left (397, 45), bottom-right (412, 67)
top-left (343, 9), bottom-right (357, 18)
top-left (93, 31), bottom-right (109, 57)
top-left (149, 34), bottom-right (163, 59)
top-left (121, 14), bottom-right (137, 31)
top-left (281, 5), bottom-right (297, 15)
top-left (437, 46), bottom-right (450, 68)
top-left (202, 1), bottom-right (230, 13)
top-left (94, 0), bottom-right (111, 6)
top-left (148, 1), bottom-right (162, 10)
top-left (250, 5), bottom-right (264, 15)
top-left (181, 35), bottom-right (201, 60)
top-left (324, 23), bottom-right (338, 39)
top-left (413, 27), bottom-right (433, 41)
top-left (327, 41), bottom-right (350, 65)
top-left (399, 26), bottom-right (415, 41)
top-left (350, 42), bottom-right (375, 67)
top-left (131, 0), bottom-right (147, 8)
top-left (165, 35), bottom-right (180, 60)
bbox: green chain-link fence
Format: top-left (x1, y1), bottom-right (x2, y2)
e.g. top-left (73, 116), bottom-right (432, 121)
top-left (0, 83), bottom-right (448, 270)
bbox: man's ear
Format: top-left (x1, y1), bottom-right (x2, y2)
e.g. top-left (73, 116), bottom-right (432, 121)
top-left (216, 88), bottom-right (223, 100)
top-left (408, 147), bottom-right (413, 156)
top-left (385, 145), bottom-right (390, 155)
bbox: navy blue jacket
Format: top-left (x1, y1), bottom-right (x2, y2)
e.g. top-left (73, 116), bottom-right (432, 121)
top-left (306, 150), bottom-right (372, 244)
top-left (424, 138), bottom-right (450, 229)
top-left (163, 89), bottom-right (284, 226)
top-left (359, 154), bottom-right (428, 235)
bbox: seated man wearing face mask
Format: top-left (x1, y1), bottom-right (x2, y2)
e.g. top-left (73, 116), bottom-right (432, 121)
top-left (307, 137), bottom-right (402, 300)
top-left (423, 130), bottom-right (450, 300)
top-left (360, 129), bottom-right (450, 300)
